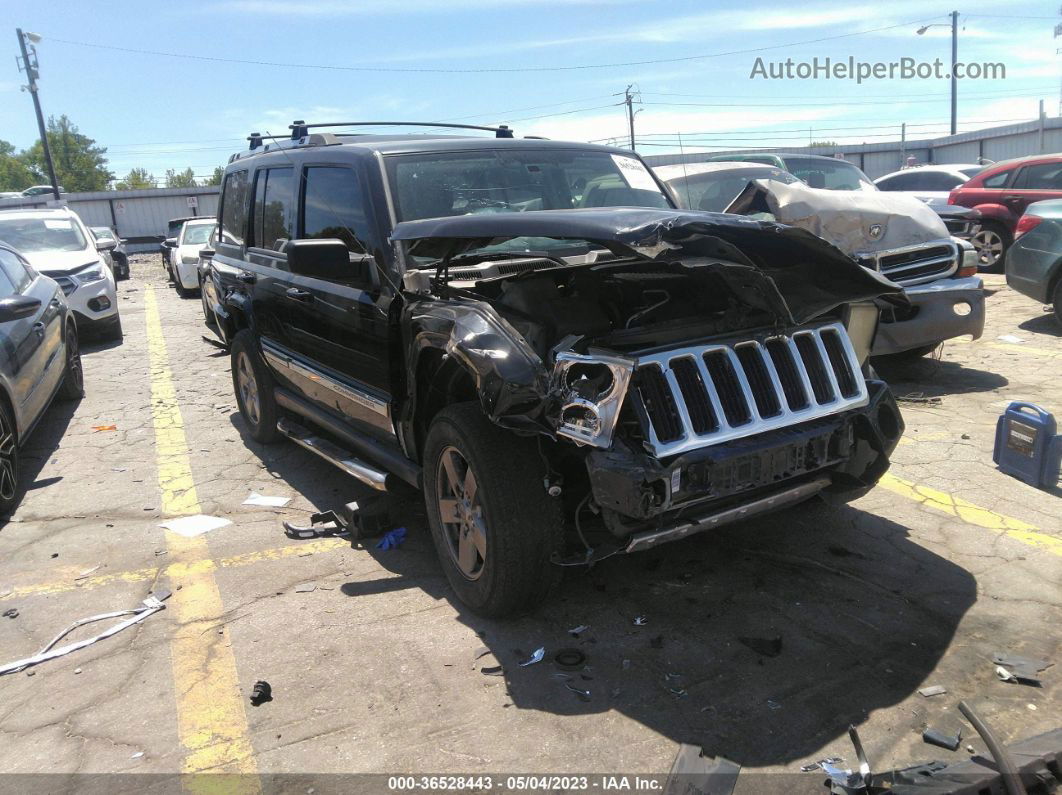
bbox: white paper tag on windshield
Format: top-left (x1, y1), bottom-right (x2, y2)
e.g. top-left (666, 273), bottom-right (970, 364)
top-left (44, 219), bottom-right (74, 230)
top-left (611, 154), bottom-right (659, 192)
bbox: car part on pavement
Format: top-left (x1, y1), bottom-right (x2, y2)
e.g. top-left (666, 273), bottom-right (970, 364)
top-left (924, 727), bottom-right (963, 752)
top-left (249, 680), bottom-right (273, 706)
top-left (519, 647), bottom-right (545, 667)
top-left (553, 649), bottom-right (587, 670)
top-left (0, 591), bottom-right (170, 676)
top-left (918, 685), bottom-right (948, 697)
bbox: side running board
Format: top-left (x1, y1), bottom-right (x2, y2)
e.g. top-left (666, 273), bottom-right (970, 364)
top-left (277, 417), bottom-right (389, 491)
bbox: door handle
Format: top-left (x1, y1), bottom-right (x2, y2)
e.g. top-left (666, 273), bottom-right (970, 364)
top-left (237, 271), bottom-right (257, 284)
top-left (285, 287), bottom-right (314, 303)
top-left (33, 321), bottom-right (46, 336)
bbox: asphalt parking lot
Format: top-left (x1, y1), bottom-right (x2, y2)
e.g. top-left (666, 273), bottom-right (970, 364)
top-left (0, 257), bottom-right (1059, 788)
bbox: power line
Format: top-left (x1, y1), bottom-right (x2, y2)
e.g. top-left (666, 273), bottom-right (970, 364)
top-left (640, 85), bottom-right (1057, 102)
top-left (44, 16), bottom-right (943, 74)
top-left (639, 93), bottom-right (1051, 109)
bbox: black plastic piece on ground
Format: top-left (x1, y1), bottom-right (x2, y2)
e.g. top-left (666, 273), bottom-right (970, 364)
top-left (923, 728), bottom-right (962, 752)
top-left (554, 649), bottom-right (587, 670)
top-left (250, 680), bottom-right (272, 706)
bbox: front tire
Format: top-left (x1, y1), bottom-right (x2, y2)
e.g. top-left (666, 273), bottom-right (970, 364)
top-left (971, 222), bottom-right (1010, 272)
top-left (422, 403), bottom-right (563, 617)
top-left (0, 400), bottom-right (20, 516)
top-left (57, 323), bottom-right (85, 400)
top-left (230, 330), bottom-right (280, 443)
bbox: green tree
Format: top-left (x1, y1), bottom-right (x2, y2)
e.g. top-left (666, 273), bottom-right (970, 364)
top-left (21, 115), bottom-right (113, 192)
top-left (114, 167), bottom-right (156, 190)
top-left (166, 167), bottom-right (197, 188)
top-left (204, 165), bottom-right (225, 186)
top-left (0, 140), bottom-right (35, 192)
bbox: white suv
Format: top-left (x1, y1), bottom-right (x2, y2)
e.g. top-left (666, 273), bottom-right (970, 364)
top-left (0, 208), bottom-right (122, 340)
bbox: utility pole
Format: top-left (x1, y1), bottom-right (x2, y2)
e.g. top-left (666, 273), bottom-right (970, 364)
top-left (950, 10), bottom-right (958, 135)
top-left (15, 29), bottom-right (60, 201)
top-left (624, 85), bottom-right (636, 151)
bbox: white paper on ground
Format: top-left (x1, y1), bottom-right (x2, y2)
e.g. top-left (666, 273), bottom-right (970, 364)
top-left (997, 334), bottom-right (1025, 343)
top-left (159, 515), bottom-right (232, 537)
top-left (243, 492), bottom-right (291, 507)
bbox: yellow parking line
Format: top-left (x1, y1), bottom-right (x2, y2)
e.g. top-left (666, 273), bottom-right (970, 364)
top-left (145, 286), bottom-right (258, 781)
top-left (0, 538), bottom-right (346, 601)
top-left (879, 473), bottom-right (1062, 557)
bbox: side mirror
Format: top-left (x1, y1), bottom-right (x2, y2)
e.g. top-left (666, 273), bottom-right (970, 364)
top-left (287, 238), bottom-right (354, 280)
top-left (95, 237), bottom-right (117, 251)
top-left (0, 295), bottom-right (42, 322)
top-left (163, 238), bottom-right (177, 248)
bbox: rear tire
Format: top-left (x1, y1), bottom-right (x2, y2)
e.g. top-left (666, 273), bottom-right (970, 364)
top-left (422, 402), bottom-right (563, 617)
top-left (0, 400), bottom-right (20, 516)
top-left (201, 279), bottom-right (217, 327)
top-left (231, 329), bottom-right (280, 443)
top-left (57, 323), bottom-right (85, 400)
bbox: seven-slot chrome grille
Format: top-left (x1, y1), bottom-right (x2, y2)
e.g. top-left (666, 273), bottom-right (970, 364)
top-left (633, 321), bottom-right (868, 457)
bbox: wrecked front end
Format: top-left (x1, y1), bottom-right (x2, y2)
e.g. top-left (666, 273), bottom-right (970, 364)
top-left (394, 209), bottom-right (905, 555)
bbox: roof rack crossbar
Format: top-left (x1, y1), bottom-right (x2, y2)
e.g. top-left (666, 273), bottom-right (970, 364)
top-left (288, 120), bottom-right (514, 140)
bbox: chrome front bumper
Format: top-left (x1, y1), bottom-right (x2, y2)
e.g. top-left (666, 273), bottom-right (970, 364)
top-left (872, 276), bottom-right (985, 356)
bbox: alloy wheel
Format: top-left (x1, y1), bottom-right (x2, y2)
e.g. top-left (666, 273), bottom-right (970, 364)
top-left (0, 410), bottom-right (17, 502)
top-left (972, 228), bottom-right (1003, 267)
top-left (436, 445), bottom-right (487, 580)
top-left (66, 328), bottom-right (83, 393)
top-left (236, 352), bottom-right (260, 425)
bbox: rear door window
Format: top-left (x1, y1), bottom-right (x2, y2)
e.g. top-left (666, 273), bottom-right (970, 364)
top-left (220, 170), bottom-right (249, 245)
top-left (251, 167), bottom-right (295, 251)
top-left (1012, 162), bottom-right (1062, 190)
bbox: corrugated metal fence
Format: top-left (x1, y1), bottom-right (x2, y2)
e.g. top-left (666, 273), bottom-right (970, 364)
top-left (0, 186), bottom-right (220, 253)
top-left (642, 115), bottom-right (1062, 180)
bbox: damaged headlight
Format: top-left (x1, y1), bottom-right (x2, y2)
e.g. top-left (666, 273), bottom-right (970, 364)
top-left (551, 352), bottom-right (634, 448)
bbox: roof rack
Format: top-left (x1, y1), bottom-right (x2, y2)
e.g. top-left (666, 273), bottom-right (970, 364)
top-left (287, 120), bottom-right (515, 140)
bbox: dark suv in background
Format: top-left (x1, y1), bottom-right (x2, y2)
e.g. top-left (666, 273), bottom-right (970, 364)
top-left (208, 122), bottom-right (904, 616)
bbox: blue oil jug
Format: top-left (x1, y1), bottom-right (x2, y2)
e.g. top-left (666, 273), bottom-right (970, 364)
top-left (993, 402), bottom-right (1062, 489)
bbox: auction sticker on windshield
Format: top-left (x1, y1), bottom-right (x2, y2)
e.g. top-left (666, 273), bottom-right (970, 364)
top-left (44, 219), bottom-right (75, 230)
top-left (611, 155), bottom-right (659, 192)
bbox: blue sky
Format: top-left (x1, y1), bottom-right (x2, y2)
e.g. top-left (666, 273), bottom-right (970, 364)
top-left (2, 0), bottom-right (1059, 183)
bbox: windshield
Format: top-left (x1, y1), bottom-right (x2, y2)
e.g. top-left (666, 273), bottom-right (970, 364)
top-left (667, 167), bottom-right (799, 211)
top-left (181, 223), bottom-right (214, 245)
top-left (782, 156), bottom-right (876, 191)
top-left (0, 216), bottom-right (88, 253)
top-left (387, 149), bottom-right (670, 262)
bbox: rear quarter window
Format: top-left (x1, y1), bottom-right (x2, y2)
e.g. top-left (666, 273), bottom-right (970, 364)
top-left (981, 170), bottom-right (1011, 189)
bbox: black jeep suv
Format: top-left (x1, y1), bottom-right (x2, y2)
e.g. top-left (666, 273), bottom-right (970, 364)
top-left (208, 122), bottom-right (905, 617)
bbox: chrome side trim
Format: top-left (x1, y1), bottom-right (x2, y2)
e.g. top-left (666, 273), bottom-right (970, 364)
top-left (261, 342), bottom-right (390, 419)
top-left (625, 477), bottom-right (830, 553)
top-left (277, 417), bottom-right (388, 491)
top-left (635, 321), bottom-right (867, 458)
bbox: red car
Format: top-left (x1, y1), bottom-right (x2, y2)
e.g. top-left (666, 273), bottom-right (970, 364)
top-left (948, 153), bottom-right (1062, 271)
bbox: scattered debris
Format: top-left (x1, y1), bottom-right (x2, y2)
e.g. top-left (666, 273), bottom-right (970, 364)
top-left (564, 683), bottom-right (591, 702)
top-left (668, 687), bottom-right (688, 697)
top-left (74, 668), bottom-right (81, 674)
top-left (738, 635), bottom-right (782, 658)
top-left (800, 757), bottom-right (843, 773)
top-left (2, 608), bottom-right (17, 619)
top-left (997, 334), bottom-right (1025, 344)
top-left (159, 515), bottom-right (232, 538)
top-left (481, 665), bottom-right (504, 676)
top-left (662, 744), bottom-right (740, 795)
top-left (250, 680), bottom-right (272, 706)
top-left (473, 647), bottom-right (492, 661)
top-left (896, 392), bottom-right (942, 406)
top-left (519, 647), bottom-right (545, 667)
top-left (130, 752), bottom-right (144, 759)
top-left (923, 727), bottom-right (963, 752)
top-left (996, 665), bottom-right (1020, 683)
top-left (632, 615), bottom-right (648, 626)
top-left (621, 659), bottom-right (631, 670)
top-left (992, 651), bottom-right (1051, 684)
top-left (375, 527), bottom-right (407, 550)
top-left (243, 493), bottom-right (291, 508)
top-left (554, 649), bottom-right (586, 671)
top-left (766, 700), bottom-right (782, 710)
top-left (92, 425), bottom-right (118, 432)
top-left (75, 565), bottom-right (101, 580)
top-left (0, 591), bottom-right (171, 676)
top-left (568, 624), bottom-right (589, 637)
top-left (919, 684), bottom-right (948, 697)
top-left (294, 583), bottom-right (317, 593)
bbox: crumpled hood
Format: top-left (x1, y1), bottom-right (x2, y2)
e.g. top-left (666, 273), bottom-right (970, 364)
top-left (392, 208), bottom-right (902, 325)
top-left (21, 248), bottom-right (102, 275)
top-left (727, 179), bottom-right (950, 255)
